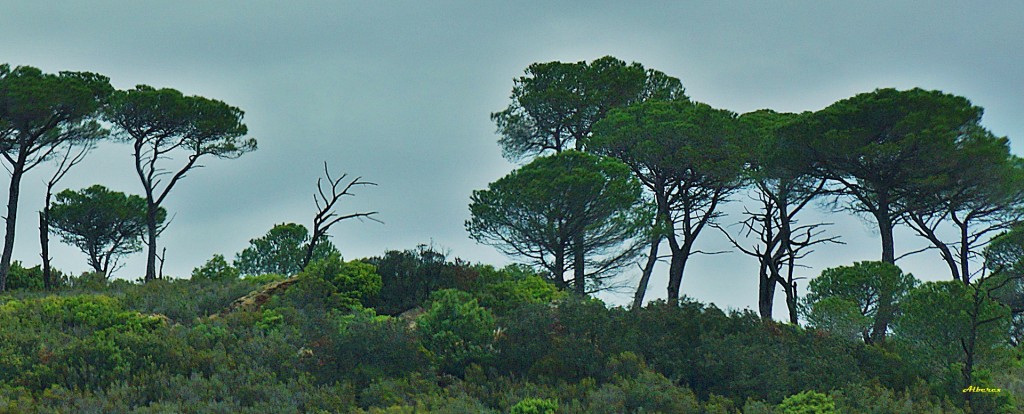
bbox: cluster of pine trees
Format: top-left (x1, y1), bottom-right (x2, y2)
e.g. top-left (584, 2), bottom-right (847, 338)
top-left (1, 59), bottom-right (1022, 412)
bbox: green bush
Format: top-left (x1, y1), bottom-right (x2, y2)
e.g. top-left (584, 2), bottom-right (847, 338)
top-left (69, 271), bottom-right (109, 291)
top-left (301, 253), bottom-right (382, 309)
top-left (417, 289), bottom-right (496, 376)
top-left (191, 254), bottom-right (241, 282)
top-left (300, 308), bottom-right (429, 386)
top-left (777, 390), bottom-right (836, 414)
top-left (120, 278), bottom-right (263, 322)
top-left (6, 262), bottom-right (44, 290)
top-left (830, 381), bottom-right (959, 414)
top-left (363, 246), bottom-right (477, 315)
top-left (510, 398), bottom-right (557, 414)
top-left (742, 398), bottom-right (775, 414)
top-left (0, 295), bottom-right (171, 392)
top-left (472, 265), bottom-right (564, 317)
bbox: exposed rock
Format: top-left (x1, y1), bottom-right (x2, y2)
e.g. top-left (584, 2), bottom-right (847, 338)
top-left (397, 306), bottom-right (426, 329)
top-left (217, 275), bottom-right (300, 316)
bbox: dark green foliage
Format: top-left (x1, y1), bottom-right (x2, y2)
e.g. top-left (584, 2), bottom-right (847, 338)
top-left (794, 88), bottom-right (985, 264)
top-left (492, 56), bottom-right (684, 160)
top-left (417, 289), bottom-right (496, 377)
top-left (894, 280), bottom-right (1010, 378)
top-left (984, 226), bottom-right (1024, 346)
top-left (802, 261), bottom-right (917, 343)
top-left (590, 99), bottom-right (751, 302)
top-left (234, 222), bottom-right (339, 277)
top-left (68, 271), bottom-right (112, 291)
top-left (120, 277), bottom-right (264, 322)
top-left (776, 390), bottom-right (836, 413)
top-left (830, 380), bottom-right (965, 414)
top-left (190, 254), bottom-right (241, 282)
top-left (0, 249), bottom-right (1018, 411)
top-left (0, 65), bottom-right (112, 292)
top-left (471, 264), bottom-right (565, 317)
top-left (467, 151), bottom-right (645, 293)
top-left (362, 246), bottom-right (477, 315)
top-left (106, 84), bottom-right (256, 281)
top-left (48, 185), bottom-right (161, 276)
top-left (302, 308), bottom-right (430, 387)
top-left (5, 261), bottom-right (65, 290)
top-left (509, 398), bottom-right (557, 414)
top-left (298, 253), bottom-right (382, 310)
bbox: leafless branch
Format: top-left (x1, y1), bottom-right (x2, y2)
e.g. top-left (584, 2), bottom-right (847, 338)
top-left (302, 161), bottom-right (381, 270)
top-left (894, 245), bottom-right (937, 262)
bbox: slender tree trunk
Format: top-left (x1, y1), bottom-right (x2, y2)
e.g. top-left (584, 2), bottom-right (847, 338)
top-left (144, 205), bottom-right (159, 281)
top-left (878, 216), bottom-right (895, 264)
top-left (876, 197), bottom-right (896, 264)
top-left (666, 253), bottom-right (682, 306)
top-left (553, 245), bottom-right (566, 290)
top-left (784, 281), bottom-right (799, 324)
top-left (101, 250), bottom-right (112, 276)
top-left (0, 163), bottom-right (26, 292)
top-left (962, 285), bottom-right (983, 413)
top-left (572, 236), bottom-right (585, 295)
top-left (40, 181), bottom-right (56, 289)
top-left (39, 210), bottom-right (52, 289)
top-left (871, 200), bottom-right (896, 342)
top-left (907, 213), bottom-right (961, 281)
top-left (666, 240), bottom-right (691, 306)
top-left (302, 226), bottom-right (324, 271)
top-left (157, 247), bottom-right (166, 279)
top-left (785, 255), bottom-right (799, 324)
top-left (959, 222), bottom-right (972, 285)
top-left (758, 261), bottom-right (775, 320)
top-left (632, 233), bottom-right (661, 309)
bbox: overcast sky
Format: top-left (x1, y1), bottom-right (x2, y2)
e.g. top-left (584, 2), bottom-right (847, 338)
top-left (2, 2), bottom-right (1022, 314)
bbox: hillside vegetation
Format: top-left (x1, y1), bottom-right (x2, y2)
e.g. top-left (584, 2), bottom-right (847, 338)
top-left (0, 248), bottom-right (1019, 413)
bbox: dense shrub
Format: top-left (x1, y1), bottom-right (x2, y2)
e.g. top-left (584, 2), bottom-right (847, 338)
top-left (418, 289), bottom-right (496, 377)
top-left (300, 308), bottom-right (430, 386)
top-left (472, 264), bottom-right (565, 317)
top-left (120, 278), bottom-right (263, 322)
top-left (509, 397), bottom-right (557, 414)
top-left (0, 249), bottom-right (1018, 412)
top-left (191, 254), bottom-right (241, 282)
top-left (776, 390), bottom-right (836, 413)
top-left (363, 246), bottom-right (477, 315)
top-left (299, 253), bottom-right (382, 310)
top-left (6, 262), bottom-right (45, 290)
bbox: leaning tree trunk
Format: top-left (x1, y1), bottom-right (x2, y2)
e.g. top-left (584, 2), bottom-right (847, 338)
top-left (632, 234), bottom-right (661, 309)
top-left (0, 163), bottom-right (26, 292)
top-left (784, 280), bottom-right (799, 324)
top-left (666, 238), bottom-right (693, 306)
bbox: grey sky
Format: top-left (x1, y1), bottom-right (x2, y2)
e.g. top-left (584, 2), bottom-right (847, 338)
top-left (2, 2), bottom-right (1022, 314)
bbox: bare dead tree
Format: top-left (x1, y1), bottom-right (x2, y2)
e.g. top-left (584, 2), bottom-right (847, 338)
top-left (302, 162), bottom-right (380, 270)
top-left (157, 247), bottom-right (167, 280)
top-left (39, 144), bottom-right (91, 289)
top-left (714, 178), bottom-right (841, 323)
